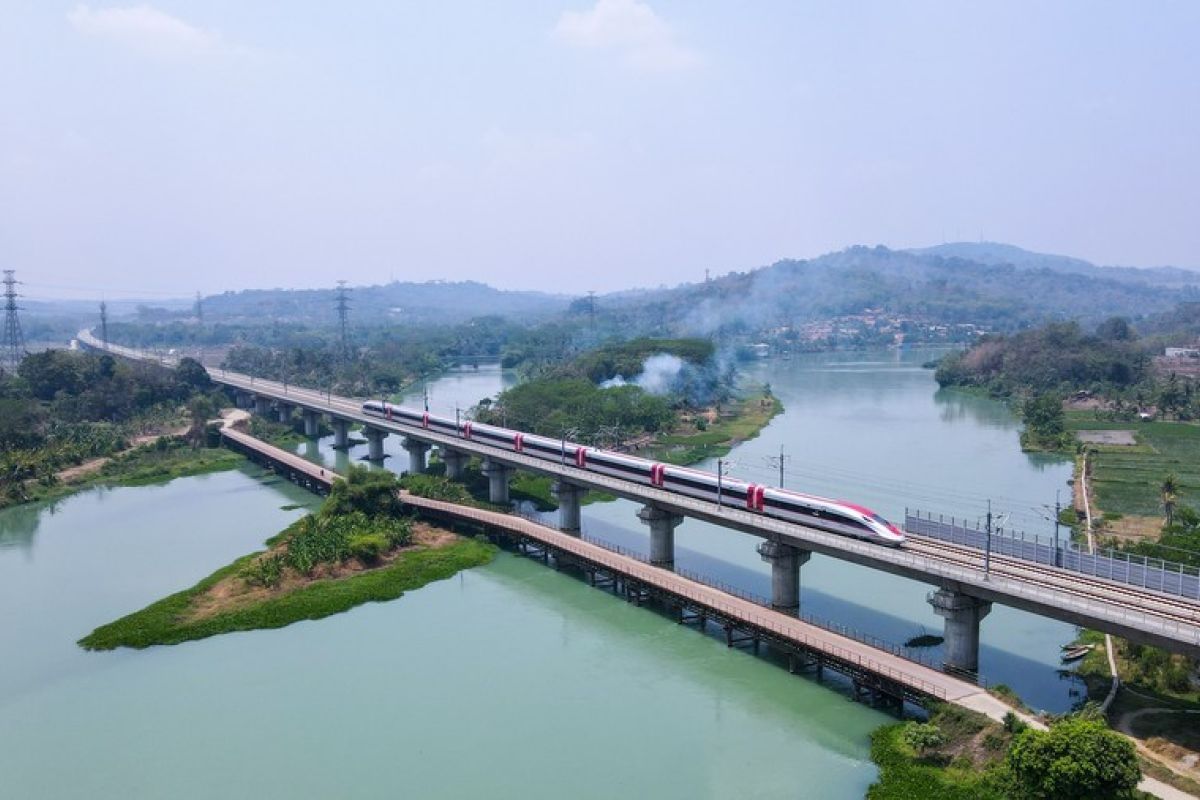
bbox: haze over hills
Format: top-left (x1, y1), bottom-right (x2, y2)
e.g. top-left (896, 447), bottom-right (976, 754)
top-left (601, 244), bottom-right (1200, 338)
top-left (29, 243), bottom-right (1200, 342)
top-left (912, 242), bottom-right (1200, 289)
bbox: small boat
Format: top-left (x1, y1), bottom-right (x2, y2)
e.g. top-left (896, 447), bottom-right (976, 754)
top-left (1061, 645), bottom-right (1094, 662)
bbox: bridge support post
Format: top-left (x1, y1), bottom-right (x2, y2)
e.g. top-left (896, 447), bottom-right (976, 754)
top-left (330, 418), bottom-right (350, 449)
top-left (365, 427), bottom-right (389, 462)
top-left (482, 458), bottom-right (512, 504)
top-left (254, 395), bottom-right (272, 416)
top-left (303, 410), bottom-right (321, 438)
top-left (757, 540), bottom-right (811, 610)
top-left (403, 439), bottom-right (431, 475)
top-left (638, 504), bottom-right (683, 567)
top-left (236, 391), bottom-right (251, 409)
top-left (277, 403), bottom-right (294, 425)
top-left (441, 448), bottom-right (468, 480)
top-left (552, 480), bottom-right (587, 534)
top-left (928, 588), bottom-right (992, 673)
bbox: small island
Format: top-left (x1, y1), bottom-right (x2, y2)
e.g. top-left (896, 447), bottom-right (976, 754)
top-left (80, 468), bottom-right (494, 650)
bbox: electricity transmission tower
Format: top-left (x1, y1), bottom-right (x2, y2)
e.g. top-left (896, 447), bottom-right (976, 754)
top-left (99, 301), bottom-right (109, 345)
top-left (2, 270), bottom-right (26, 372)
top-left (335, 280), bottom-right (351, 359)
top-left (194, 291), bottom-right (203, 323)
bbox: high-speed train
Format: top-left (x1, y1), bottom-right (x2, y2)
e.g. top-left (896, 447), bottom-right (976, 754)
top-left (362, 400), bottom-right (906, 546)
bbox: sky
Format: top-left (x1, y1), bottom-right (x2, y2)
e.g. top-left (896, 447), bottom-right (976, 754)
top-left (3, 1), bottom-right (1199, 300)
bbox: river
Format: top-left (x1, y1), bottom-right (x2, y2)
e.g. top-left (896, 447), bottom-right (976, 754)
top-left (0, 350), bottom-right (1078, 798)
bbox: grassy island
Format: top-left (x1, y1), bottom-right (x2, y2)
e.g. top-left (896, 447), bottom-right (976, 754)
top-left (81, 468), bottom-right (494, 650)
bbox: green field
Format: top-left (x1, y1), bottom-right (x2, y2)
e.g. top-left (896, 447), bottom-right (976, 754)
top-left (1066, 412), bottom-right (1200, 517)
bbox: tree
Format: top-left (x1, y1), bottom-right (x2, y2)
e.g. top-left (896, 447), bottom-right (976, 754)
top-left (902, 721), bottom-right (946, 756)
top-left (1006, 718), bottom-right (1140, 799)
top-left (323, 465), bottom-right (403, 518)
top-left (1161, 473), bottom-right (1180, 526)
top-left (1022, 394), bottom-right (1068, 448)
top-left (175, 357), bottom-right (211, 393)
top-left (187, 395), bottom-right (217, 447)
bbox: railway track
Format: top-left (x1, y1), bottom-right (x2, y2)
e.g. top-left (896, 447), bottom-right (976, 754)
top-left (908, 534), bottom-right (1200, 628)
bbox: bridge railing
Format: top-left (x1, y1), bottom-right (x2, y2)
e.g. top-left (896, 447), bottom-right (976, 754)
top-left (906, 510), bottom-right (1200, 602)
top-left (569, 532), bottom-right (956, 679)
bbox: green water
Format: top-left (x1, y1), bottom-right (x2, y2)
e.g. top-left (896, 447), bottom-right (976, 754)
top-left (0, 459), bottom-right (883, 798)
top-left (0, 352), bottom-right (1083, 798)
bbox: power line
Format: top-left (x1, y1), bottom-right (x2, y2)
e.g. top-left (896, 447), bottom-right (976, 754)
top-left (335, 280), bottom-right (351, 360)
top-left (3, 270), bottom-right (26, 372)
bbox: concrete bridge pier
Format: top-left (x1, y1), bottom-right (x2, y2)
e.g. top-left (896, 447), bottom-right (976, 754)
top-left (552, 480), bottom-right (587, 534)
top-left (330, 418), bottom-right (350, 449)
top-left (365, 427), bottom-right (389, 462)
top-left (303, 410), bottom-right (321, 438)
top-left (441, 448), bottom-right (468, 480)
top-left (482, 458), bottom-right (512, 504)
top-left (638, 504), bottom-right (683, 568)
top-left (928, 588), bottom-right (992, 673)
top-left (757, 540), bottom-right (811, 610)
top-left (277, 403), bottom-right (294, 425)
top-left (403, 439), bottom-right (431, 474)
top-left (235, 391), bottom-right (251, 409)
top-left (254, 395), bottom-right (272, 416)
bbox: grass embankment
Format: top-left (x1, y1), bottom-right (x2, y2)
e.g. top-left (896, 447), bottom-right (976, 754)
top-left (80, 517), bottom-right (494, 650)
top-left (11, 438), bottom-right (242, 508)
top-left (867, 704), bottom-right (1012, 800)
top-left (648, 390), bottom-right (783, 465)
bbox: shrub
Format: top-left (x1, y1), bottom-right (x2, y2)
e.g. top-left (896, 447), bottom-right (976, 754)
top-left (1003, 711), bottom-right (1028, 734)
top-left (241, 553), bottom-right (285, 588)
top-left (347, 532), bottom-right (389, 563)
top-left (902, 722), bottom-right (946, 756)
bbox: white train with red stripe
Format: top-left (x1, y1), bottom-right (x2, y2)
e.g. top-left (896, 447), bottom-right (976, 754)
top-left (362, 401), bottom-right (905, 546)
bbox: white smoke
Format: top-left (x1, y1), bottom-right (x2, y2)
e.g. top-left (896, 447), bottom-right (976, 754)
top-left (599, 353), bottom-right (685, 396)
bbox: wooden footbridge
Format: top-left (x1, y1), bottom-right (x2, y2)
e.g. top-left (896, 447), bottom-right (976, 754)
top-left (219, 419), bottom-right (995, 710)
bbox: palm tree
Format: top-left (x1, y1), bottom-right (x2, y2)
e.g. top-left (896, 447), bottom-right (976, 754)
top-left (1161, 473), bottom-right (1180, 527)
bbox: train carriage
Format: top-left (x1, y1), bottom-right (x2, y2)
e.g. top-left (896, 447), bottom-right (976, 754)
top-left (360, 400), bottom-right (904, 546)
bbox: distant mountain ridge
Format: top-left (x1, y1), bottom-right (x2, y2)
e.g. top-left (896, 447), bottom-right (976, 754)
top-left (200, 279), bottom-right (569, 325)
top-left (598, 244), bottom-right (1200, 337)
top-left (911, 242), bottom-right (1200, 289)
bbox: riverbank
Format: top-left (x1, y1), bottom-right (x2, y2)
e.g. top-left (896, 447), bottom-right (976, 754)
top-left (3, 436), bottom-right (243, 511)
top-left (80, 513), bottom-right (494, 650)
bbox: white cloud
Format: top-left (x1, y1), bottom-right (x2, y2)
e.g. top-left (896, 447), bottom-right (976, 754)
top-left (553, 0), bottom-right (699, 73)
top-left (67, 4), bottom-right (241, 60)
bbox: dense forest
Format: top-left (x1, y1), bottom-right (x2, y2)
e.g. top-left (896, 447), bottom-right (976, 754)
top-left (934, 318), bottom-right (1200, 420)
top-left (473, 338), bottom-right (730, 442)
top-left (0, 351), bottom-right (216, 504)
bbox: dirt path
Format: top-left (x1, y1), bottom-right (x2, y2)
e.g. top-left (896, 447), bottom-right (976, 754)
top-left (53, 426), bottom-right (189, 483)
top-left (1081, 452), bottom-right (1200, 799)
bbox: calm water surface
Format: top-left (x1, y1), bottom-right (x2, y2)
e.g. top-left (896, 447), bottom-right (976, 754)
top-left (0, 354), bottom-right (1079, 798)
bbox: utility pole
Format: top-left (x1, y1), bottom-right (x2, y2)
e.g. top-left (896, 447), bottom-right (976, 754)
top-left (984, 499), bottom-right (992, 577)
top-left (1053, 490), bottom-right (1062, 568)
top-left (765, 444), bottom-right (789, 488)
top-left (99, 300), bottom-right (109, 346)
top-left (2, 270), bottom-right (26, 372)
top-left (335, 280), bottom-right (351, 360)
top-left (716, 459), bottom-right (724, 508)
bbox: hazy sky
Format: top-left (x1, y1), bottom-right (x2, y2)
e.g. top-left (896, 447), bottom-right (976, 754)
top-left (4, 2), bottom-right (1198, 300)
